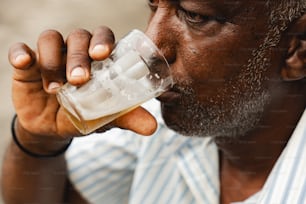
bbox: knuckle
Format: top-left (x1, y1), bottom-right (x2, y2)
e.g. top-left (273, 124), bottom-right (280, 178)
top-left (9, 43), bottom-right (34, 68)
top-left (10, 42), bottom-right (25, 50)
top-left (66, 29), bottom-right (92, 62)
top-left (8, 43), bottom-right (22, 60)
top-left (96, 25), bottom-right (112, 34)
top-left (67, 28), bottom-right (91, 42)
top-left (39, 29), bottom-right (62, 41)
top-left (9, 42), bottom-right (28, 56)
top-left (94, 26), bottom-right (115, 42)
top-left (69, 50), bottom-right (89, 61)
top-left (41, 62), bottom-right (61, 71)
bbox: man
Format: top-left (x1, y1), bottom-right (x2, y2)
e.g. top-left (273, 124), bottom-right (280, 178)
top-left (2, 0), bottom-right (306, 203)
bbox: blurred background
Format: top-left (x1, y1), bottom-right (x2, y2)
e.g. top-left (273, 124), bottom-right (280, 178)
top-left (0, 0), bottom-right (148, 202)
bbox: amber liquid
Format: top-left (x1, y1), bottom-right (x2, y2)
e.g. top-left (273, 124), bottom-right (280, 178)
top-left (64, 104), bottom-right (140, 135)
top-left (58, 50), bottom-right (169, 134)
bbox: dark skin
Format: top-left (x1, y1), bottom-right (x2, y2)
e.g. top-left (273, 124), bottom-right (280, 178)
top-left (2, 0), bottom-right (306, 203)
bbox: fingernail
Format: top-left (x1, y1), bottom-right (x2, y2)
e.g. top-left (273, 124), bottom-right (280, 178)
top-left (48, 82), bottom-right (60, 91)
top-left (71, 67), bottom-right (86, 77)
top-left (92, 44), bottom-right (109, 55)
top-left (15, 53), bottom-right (30, 64)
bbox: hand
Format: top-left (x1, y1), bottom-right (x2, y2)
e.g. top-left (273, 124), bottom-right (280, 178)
top-left (9, 26), bottom-right (157, 142)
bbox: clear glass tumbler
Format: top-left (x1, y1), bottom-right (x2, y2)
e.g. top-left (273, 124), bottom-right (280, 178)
top-left (56, 29), bottom-right (173, 134)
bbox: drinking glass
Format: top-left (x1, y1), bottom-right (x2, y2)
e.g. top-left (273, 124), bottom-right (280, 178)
top-left (57, 29), bottom-right (173, 134)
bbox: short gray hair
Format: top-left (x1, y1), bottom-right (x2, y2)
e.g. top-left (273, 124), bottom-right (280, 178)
top-left (240, 0), bottom-right (306, 93)
top-left (265, 0), bottom-right (306, 47)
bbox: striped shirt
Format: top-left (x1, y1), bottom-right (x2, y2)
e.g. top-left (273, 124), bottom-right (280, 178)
top-left (66, 100), bottom-right (306, 204)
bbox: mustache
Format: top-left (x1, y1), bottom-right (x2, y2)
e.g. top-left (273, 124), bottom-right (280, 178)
top-left (170, 77), bottom-right (194, 94)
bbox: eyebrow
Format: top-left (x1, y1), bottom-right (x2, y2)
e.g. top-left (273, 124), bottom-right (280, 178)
top-left (178, 0), bottom-right (226, 17)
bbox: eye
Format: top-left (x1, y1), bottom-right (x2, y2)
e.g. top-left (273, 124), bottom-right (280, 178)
top-left (177, 7), bottom-right (226, 27)
top-left (148, 0), bottom-right (159, 12)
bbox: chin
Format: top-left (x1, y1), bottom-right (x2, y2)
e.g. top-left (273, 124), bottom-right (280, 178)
top-left (160, 92), bottom-right (270, 139)
top-left (163, 113), bottom-right (260, 139)
top-left (160, 103), bottom-right (211, 137)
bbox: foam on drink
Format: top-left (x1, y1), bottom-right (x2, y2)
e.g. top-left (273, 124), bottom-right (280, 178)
top-left (62, 50), bottom-right (153, 122)
top-left (57, 29), bottom-right (173, 135)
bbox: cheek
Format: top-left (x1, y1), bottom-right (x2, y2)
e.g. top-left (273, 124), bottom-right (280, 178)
top-left (178, 46), bottom-right (240, 87)
top-left (177, 30), bottom-right (262, 85)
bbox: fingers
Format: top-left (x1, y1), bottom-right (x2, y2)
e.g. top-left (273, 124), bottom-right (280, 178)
top-left (38, 30), bottom-right (66, 93)
top-left (9, 43), bottom-right (34, 69)
top-left (9, 43), bottom-right (41, 82)
top-left (113, 107), bottom-right (158, 136)
top-left (66, 29), bottom-right (92, 85)
top-left (9, 27), bottom-right (116, 96)
top-left (89, 26), bottom-right (115, 61)
top-left (65, 26), bottom-right (115, 85)
top-left (37, 27), bottom-right (115, 89)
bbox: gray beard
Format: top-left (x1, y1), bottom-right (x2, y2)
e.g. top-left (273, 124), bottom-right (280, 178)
top-left (164, 41), bottom-right (273, 138)
top-left (171, 86), bottom-right (271, 138)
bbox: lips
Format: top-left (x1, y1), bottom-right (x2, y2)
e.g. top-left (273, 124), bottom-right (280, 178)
top-left (157, 89), bottom-right (181, 104)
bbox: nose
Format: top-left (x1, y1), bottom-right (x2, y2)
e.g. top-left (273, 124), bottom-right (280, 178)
top-left (145, 10), bottom-right (177, 65)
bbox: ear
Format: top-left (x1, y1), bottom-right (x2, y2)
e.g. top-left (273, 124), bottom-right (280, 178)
top-left (281, 14), bottom-right (306, 81)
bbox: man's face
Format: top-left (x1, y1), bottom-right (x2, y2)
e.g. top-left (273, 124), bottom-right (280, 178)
top-left (147, 0), bottom-right (278, 137)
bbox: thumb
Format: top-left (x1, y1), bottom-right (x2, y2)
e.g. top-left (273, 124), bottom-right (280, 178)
top-left (114, 106), bottom-right (158, 136)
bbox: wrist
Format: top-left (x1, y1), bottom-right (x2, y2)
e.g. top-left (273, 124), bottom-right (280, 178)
top-left (12, 115), bottom-right (73, 158)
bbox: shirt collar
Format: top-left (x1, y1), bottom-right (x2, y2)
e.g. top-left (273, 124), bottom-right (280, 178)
top-left (176, 109), bottom-right (306, 204)
top-left (258, 109), bottom-right (306, 203)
